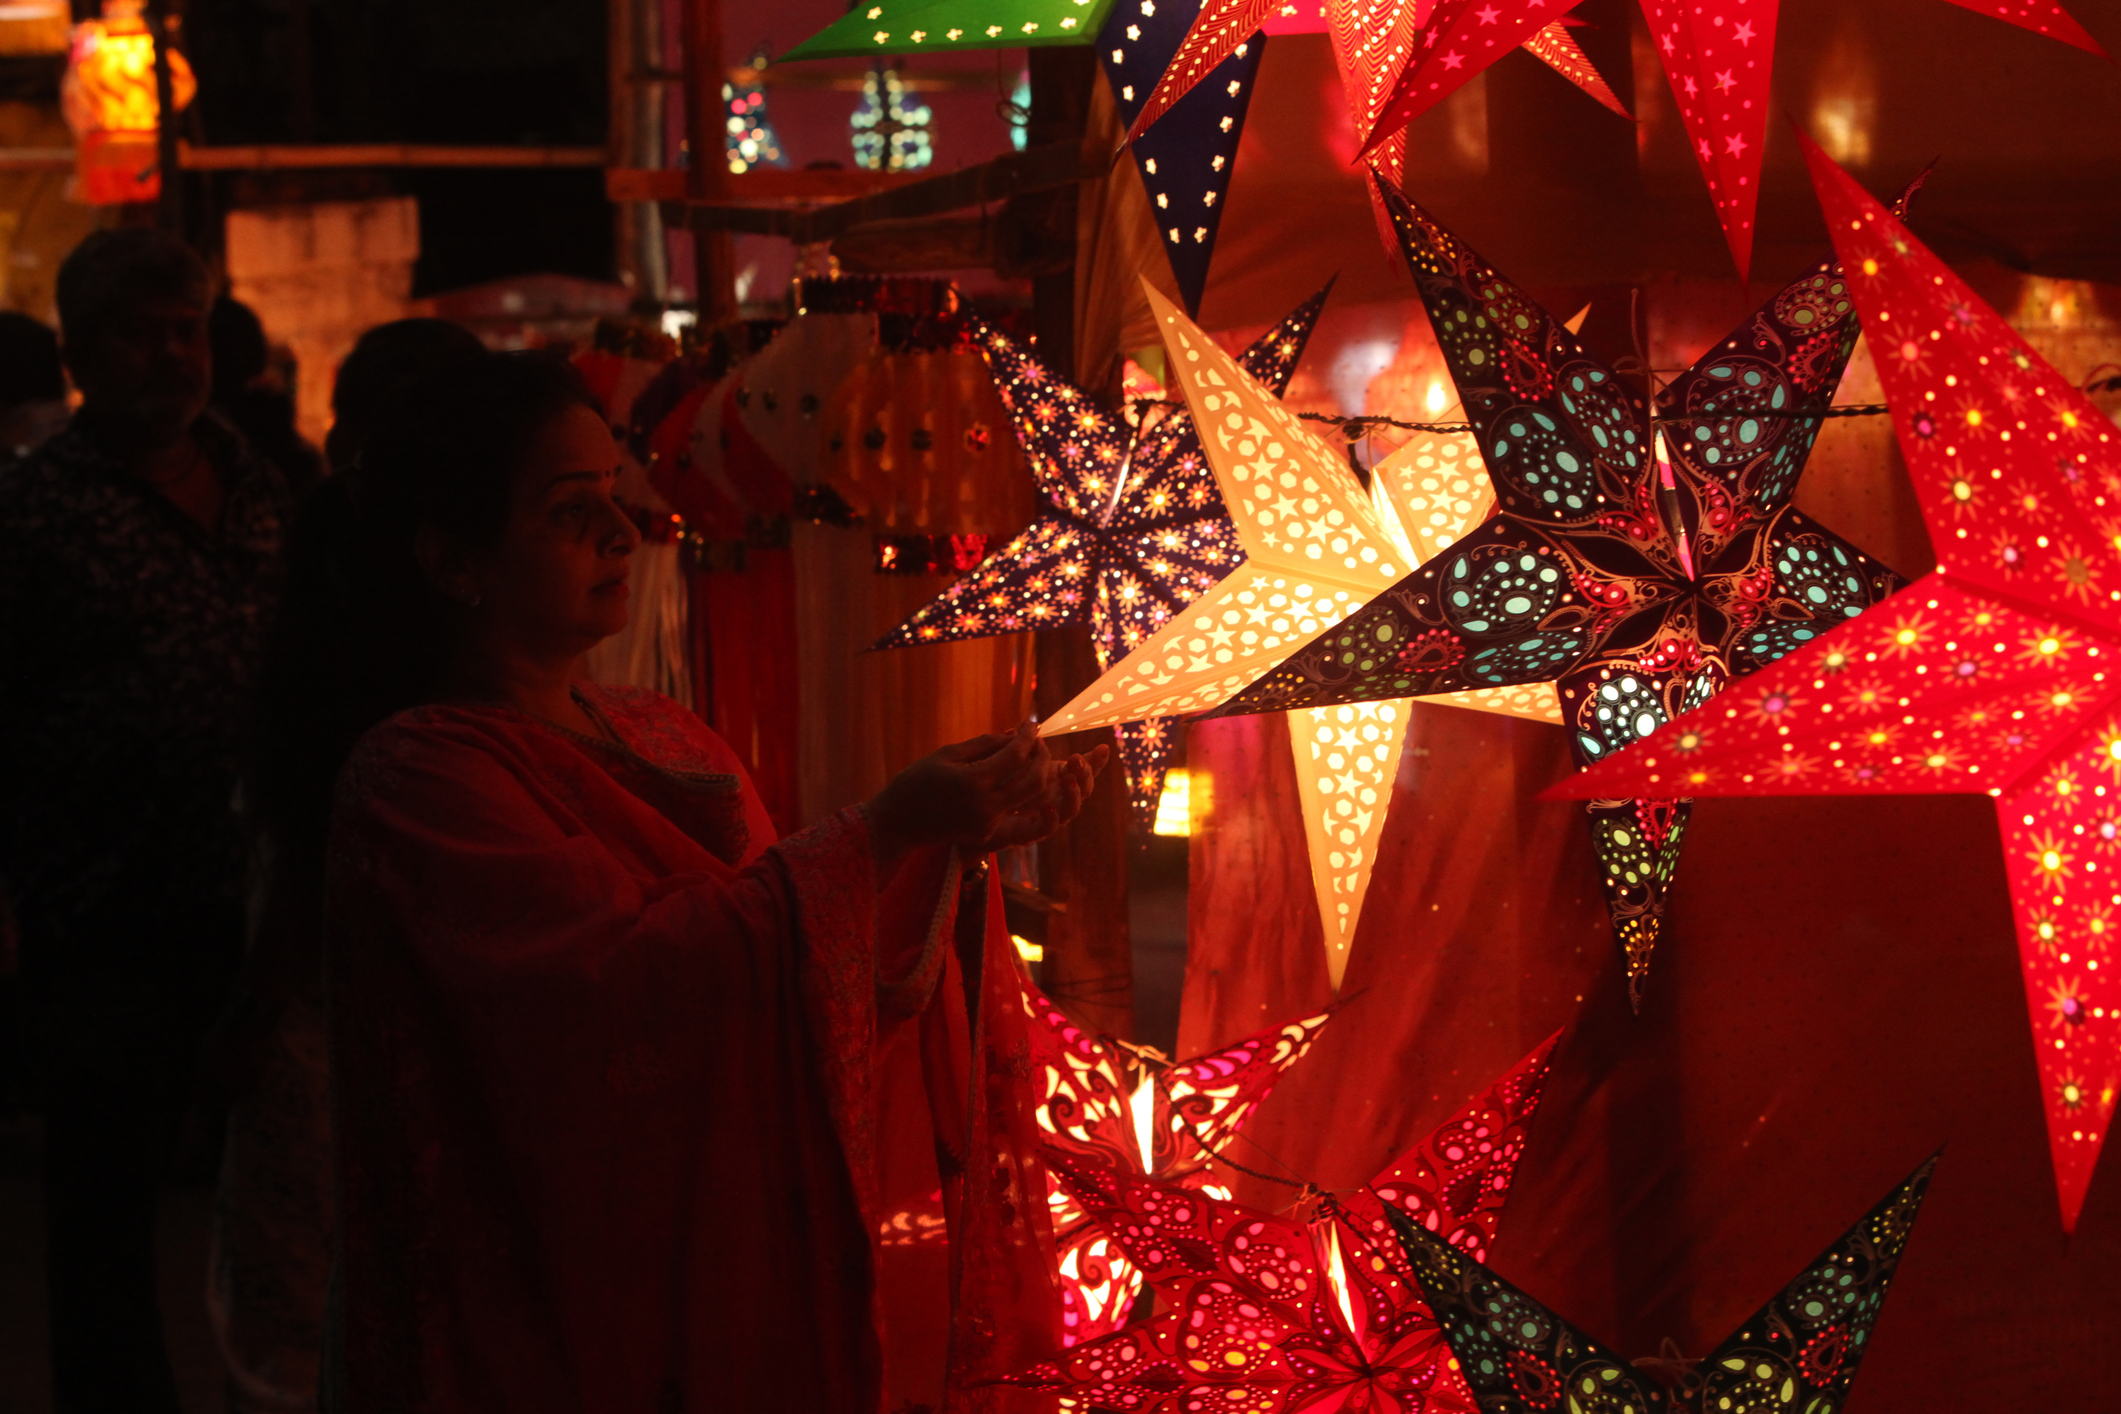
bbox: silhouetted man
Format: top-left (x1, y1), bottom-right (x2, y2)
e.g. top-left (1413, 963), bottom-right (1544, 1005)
top-left (0, 228), bottom-right (288, 1412)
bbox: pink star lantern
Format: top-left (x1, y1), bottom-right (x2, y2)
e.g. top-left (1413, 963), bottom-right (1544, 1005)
top-left (1007, 1033), bottom-right (1559, 1411)
top-left (1363, 0), bottom-right (2103, 277)
top-left (1022, 975), bottom-right (1337, 1345)
top-left (1554, 136), bottom-right (2121, 1228)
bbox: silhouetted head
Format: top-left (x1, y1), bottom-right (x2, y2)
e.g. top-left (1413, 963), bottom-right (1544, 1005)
top-left (324, 317), bottom-right (486, 475)
top-left (56, 228), bottom-right (213, 446)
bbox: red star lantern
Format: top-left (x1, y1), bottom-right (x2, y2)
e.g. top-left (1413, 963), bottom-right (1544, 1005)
top-left (1555, 137), bottom-right (2121, 1229)
top-left (1134, 0), bottom-right (2101, 278)
top-left (1009, 1034), bottom-right (1558, 1411)
top-left (1024, 976), bottom-right (1336, 1345)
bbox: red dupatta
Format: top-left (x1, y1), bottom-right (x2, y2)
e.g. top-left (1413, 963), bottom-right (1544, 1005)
top-left (325, 684), bottom-right (1059, 1412)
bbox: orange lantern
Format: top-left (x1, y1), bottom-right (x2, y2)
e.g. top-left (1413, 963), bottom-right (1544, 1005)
top-left (62, 0), bottom-right (195, 205)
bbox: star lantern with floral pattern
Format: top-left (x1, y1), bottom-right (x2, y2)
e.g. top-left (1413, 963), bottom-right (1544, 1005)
top-left (1008, 1033), bottom-right (1560, 1413)
top-left (1042, 286), bottom-right (1560, 988)
top-left (873, 286), bottom-right (1333, 826)
top-left (1189, 179), bottom-right (1908, 1006)
top-left (1554, 137), bottom-right (2121, 1229)
top-left (1022, 975), bottom-right (1336, 1345)
top-left (1392, 1153), bottom-right (1937, 1414)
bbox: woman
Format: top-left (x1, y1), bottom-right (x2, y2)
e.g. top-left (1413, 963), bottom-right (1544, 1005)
top-left (256, 351), bottom-right (1102, 1411)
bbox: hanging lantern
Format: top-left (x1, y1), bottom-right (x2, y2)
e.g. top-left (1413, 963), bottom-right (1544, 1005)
top-left (62, 0), bottom-right (196, 206)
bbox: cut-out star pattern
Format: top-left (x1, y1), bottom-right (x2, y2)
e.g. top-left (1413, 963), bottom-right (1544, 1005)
top-left (1102, 0), bottom-right (1266, 314)
top-left (1204, 178), bottom-right (1910, 1005)
top-left (1356, 0), bottom-right (2102, 277)
top-left (1043, 290), bottom-right (1560, 988)
top-left (875, 287), bottom-right (1332, 824)
top-left (1556, 138), bottom-right (2121, 1228)
top-left (1010, 1034), bottom-right (1559, 1413)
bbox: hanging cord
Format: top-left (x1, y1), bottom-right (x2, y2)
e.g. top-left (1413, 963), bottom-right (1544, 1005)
top-left (1110, 1041), bottom-right (1322, 1195)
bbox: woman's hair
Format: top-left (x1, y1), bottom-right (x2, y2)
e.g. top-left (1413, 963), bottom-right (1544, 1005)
top-left (248, 348), bottom-right (602, 879)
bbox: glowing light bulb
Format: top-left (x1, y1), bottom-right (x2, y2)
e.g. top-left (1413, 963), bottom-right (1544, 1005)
top-left (1425, 379), bottom-right (1448, 416)
top-left (1152, 769), bottom-right (1192, 836)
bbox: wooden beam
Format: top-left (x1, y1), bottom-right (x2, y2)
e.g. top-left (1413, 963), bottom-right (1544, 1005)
top-left (606, 165), bottom-right (923, 204)
top-left (0, 147), bottom-right (72, 170)
top-left (667, 138), bottom-right (1101, 243)
top-left (178, 143), bottom-right (607, 171)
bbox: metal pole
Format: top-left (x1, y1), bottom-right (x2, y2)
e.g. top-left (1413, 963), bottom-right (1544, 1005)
top-left (146, 0), bottom-right (183, 235)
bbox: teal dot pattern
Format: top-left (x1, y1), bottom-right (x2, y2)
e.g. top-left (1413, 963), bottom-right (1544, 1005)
top-left (1209, 179), bottom-right (1916, 987)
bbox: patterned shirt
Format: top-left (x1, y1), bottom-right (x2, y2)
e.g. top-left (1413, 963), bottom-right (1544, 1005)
top-left (0, 411), bottom-right (287, 944)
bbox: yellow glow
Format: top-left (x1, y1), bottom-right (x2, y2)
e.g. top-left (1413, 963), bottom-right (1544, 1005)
top-left (1152, 769), bottom-right (1192, 836)
top-left (1895, 628), bottom-right (1918, 646)
top-left (1128, 1075), bottom-right (1158, 1172)
top-left (1010, 934), bottom-right (1044, 963)
top-left (2044, 850), bottom-right (2064, 871)
top-left (1424, 379), bottom-right (1448, 416)
top-left (2040, 637), bottom-right (2063, 656)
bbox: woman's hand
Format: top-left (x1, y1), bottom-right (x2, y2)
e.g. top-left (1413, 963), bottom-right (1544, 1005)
top-left (867, 720), bottom-right (1111, 870)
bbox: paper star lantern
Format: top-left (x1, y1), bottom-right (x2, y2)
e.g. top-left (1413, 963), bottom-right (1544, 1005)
top-left (1042, 288), bottom-right (1559, 986)
top-left (1198, 180), bottom-right (1909, 1005)
top-left (1121, 0), bottom-right (1625, 159)
top-left (1010, 1034), bottom-right (1559, 1413)
top-left (1023, 976), bottom-right (1335, 1344)
top-left (1102, 0), bottom-right (1266, 315)
top-left (874, 286), bottom-right (1333, 825)
top-left (1553, 139), bottom-right (2121, 1227)
top-left (778, 0), bottom-right (1120, 59)
top-left (1292, 433), bottom-right (1564, 981)
top-left (1392, 1153), bottom-right (1937, 1414)
top-left (1358, 0), bottom-right (2101, 277)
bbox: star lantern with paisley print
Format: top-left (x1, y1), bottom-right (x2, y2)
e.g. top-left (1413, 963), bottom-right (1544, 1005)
top-left (1196, 178), bottom-right (1910, 1007)
top-left (1021, 974), bottom-right (1336, 1345)
top-left (1040, 285), bottom-right (1561, 989)
top-left (1555, 137), bottom-right (2121, 1230)
top-left (1392, 1152), bottom-right (1937, 1414)
top-left (1008, 1033), bottom-right (1560, 1413)
top-left (873, 286), bottom-right (1334, 827)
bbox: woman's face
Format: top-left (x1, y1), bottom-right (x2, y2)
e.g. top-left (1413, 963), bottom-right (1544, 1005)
top-left (464, 403), bottom-right (641, 662)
